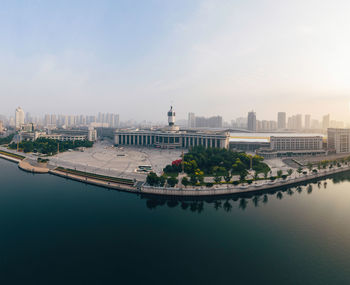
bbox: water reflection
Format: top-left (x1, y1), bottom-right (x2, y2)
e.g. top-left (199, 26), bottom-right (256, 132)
top-left (141, 171), bottom-right (350, 213)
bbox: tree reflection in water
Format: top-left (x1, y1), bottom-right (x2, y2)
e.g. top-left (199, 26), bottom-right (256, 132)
top-left (262, 195), bottom-right (268, 204)
top-left (276, 192), bottom-right (283, 200)
top-left (296, 186), bottom-right (302, 194)
top-left (307, 185), bottom-right (313, 194)
top-left (238, 198), bottom-right (248, 210)
top-left (141, 171), bottom-right (350, 213)
top-left (252, 196), bottom-right (260, 207)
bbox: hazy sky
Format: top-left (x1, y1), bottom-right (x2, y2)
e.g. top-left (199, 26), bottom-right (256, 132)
top-left (1, 0), bottom-right (350, 122)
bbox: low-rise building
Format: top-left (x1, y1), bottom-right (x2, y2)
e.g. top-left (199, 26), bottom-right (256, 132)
top-left (19, 127), bottom-right (97, 142)
top-left (257, 135), bottom-right (325, 158)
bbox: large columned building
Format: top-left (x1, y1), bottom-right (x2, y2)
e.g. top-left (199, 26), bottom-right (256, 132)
top-left (114, 107), bottom-right (230, 149)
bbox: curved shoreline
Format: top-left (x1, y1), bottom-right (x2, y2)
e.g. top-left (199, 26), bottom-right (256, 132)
top-left (18, 159), bottom-right (50, 173)
top-left (1, 152), bottom-right (350, 197)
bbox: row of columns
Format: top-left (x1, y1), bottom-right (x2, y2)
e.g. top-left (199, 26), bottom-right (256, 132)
top-left (115, 133), bottom-right (225, 149)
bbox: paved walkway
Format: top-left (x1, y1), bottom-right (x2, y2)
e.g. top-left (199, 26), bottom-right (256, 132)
top-left (18, 159), bottom-right (50, 173)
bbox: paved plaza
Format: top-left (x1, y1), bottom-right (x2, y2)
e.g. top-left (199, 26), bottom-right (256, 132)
top-left (48, 141), bottom-right (182, 181)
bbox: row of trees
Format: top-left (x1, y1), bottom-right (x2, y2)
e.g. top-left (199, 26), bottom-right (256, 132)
top-left (8, 138), bottom-right (94, 155)
top-left (146, 168), bottom-right (297, 188)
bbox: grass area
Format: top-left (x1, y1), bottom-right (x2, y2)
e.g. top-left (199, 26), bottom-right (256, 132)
top-left (56, 167), bottom-right (134, 186)
top-left (0, 150), bottom-right (25, 160)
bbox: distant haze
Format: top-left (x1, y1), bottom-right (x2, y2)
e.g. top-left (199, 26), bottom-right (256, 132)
top-left (1, 0), bottom-right (350, 122)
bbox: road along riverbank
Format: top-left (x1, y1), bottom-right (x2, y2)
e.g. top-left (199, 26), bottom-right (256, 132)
top-left (1, 151), bottom-right (350, 197)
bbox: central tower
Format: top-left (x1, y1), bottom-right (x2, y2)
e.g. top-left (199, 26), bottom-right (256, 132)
top-left (167, 106), bottom-right (175, 126)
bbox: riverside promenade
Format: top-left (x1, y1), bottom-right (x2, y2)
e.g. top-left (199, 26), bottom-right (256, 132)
top-left (50, 168), bottom-right (138, 193)
top-left (1, 149), bottom-right (350, 197)
top-left (141, 166), bottom-right (350, 196)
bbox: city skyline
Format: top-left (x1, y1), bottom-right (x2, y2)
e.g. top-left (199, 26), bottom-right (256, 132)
top-left (2, 105), bottom-right (348, 132)
top-left (1, 1), bottom-right (350, 122)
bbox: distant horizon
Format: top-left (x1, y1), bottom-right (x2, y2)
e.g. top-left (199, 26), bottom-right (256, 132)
top-left (0, 105), bottom-right (346, 128)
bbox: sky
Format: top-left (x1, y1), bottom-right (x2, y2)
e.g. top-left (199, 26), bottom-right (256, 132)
top-left (1, 0), bottom-right (350, 123)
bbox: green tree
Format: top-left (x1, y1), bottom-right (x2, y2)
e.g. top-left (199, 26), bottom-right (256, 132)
top-left (167, 177), bottom-right (178, 187)
top-left (190, 175), bottom-right (197, 185)
top-left (146, 172), bottom-right (159, 186)
top-left (263, 169), bottom-right (269, 179)
top-left (223, 171), bottom-right (232, 183)
top-left (287, 169), bottom-right (293, 176)
top-left (214, 174), bottom-right (222, 184)
top-left (239, 169), bottom-right (248, 182)
top-left (159, 175), bottom-right (166, 187)
top-left (297, 167), bottom-right (303, 176)
top-left (181, 177), bottom-right (189, 187)
top-left (277, 170), bottom-right (283, 178)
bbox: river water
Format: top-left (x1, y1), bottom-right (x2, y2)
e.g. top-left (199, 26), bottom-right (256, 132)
top-left (1, 158), bottom-right (350, 284)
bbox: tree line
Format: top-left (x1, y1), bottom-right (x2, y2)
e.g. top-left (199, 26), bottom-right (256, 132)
top-left (9, 138), bottom-right (93, 155)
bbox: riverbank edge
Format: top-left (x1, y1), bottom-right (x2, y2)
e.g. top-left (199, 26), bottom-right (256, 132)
top-left (1, 152), bottom-right (349, 197)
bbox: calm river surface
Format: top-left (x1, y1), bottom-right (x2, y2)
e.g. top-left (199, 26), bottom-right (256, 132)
top-left (1, 158), bottom-right (350, 284)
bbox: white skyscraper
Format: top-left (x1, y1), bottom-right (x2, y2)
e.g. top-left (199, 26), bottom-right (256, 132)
top-left (15, 107), bottom-right (25, 129)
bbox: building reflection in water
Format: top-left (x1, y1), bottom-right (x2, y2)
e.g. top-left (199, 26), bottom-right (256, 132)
top-left (141, 171), bottom-right (350, 213)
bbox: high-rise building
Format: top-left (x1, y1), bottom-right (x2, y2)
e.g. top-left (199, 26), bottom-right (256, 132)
top-left (311, 119), bottom-right (320, 129)
top-left (305, 114), bottom-right (311, 129)
top-left (277, 112), bottom-right (286, 129)
top-left (15, 107), bottom-right (25, 129)
top-left (323, 114), bottom-right (330, 130)
top-left (44, 114), bottom-right (51, 126)
top-left (188, 112), bottom-right (195, 128)
top-left (296, 114), bottom-right (302, 130)
top-left (247, 111), bottom-right (257, 131)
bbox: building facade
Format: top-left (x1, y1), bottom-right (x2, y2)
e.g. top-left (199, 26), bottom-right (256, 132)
top-left (327, 128), bottom-right (350, 153)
